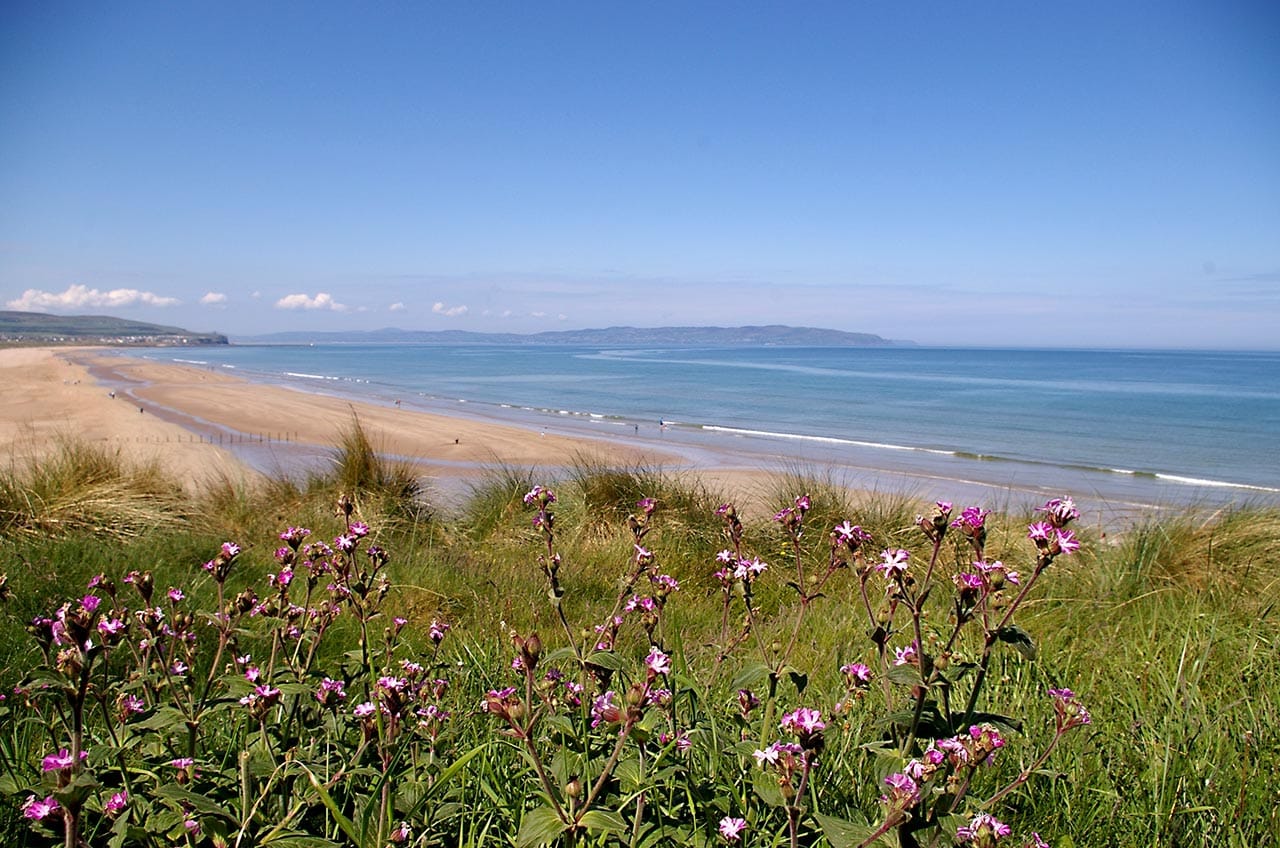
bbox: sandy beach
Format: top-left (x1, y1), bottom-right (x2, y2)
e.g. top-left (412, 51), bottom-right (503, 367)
top-left (4, 346), bottom-right (1210, 524)
top-left (2, 346), bottom-right (707, 503)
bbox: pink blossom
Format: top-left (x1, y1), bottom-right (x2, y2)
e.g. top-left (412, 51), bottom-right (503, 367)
top-left (718, 816), bottom-right (747, 842)
top-left (956, 812), bottom-right (1012, 843)
top-left (316, 678), bottom-right (347, 705)
top-left (523, 485), bottom-right (556, 505)
top-left (780, 707), bottom-right (825, 736)
top-left (280, 526), bottom-right (310, 546)
top-left (877, 548), bottom-right (911, 578)
top-left (833, 521), bottom-right (872, 546)
top-left (41, 748), bottom-right (85, 772)
top-left (97, 617), bottom-right (126, 637)
top-left (590, 691), bottom-right (620, 727)
top-left (651, 573), bottom-right (680, 593)
top-left (429, 619), bottom-right (450, 643)
top-left (881, 772), bottom-right (920, 807)
top-left (21, 795), bottom-right (60, 821)
top-left (1037, 496), bottom-right (1079, 527)
top-left (105, 790), bottom-right (128, 816)
top-left (841, 662), bottom-right (872, 685)
top-left (645, 647), bottom-right (672, 676)
top-left (950, 506), bottom-right (989, 532)
top-left (1049, 687), bottom-right (1092, 728)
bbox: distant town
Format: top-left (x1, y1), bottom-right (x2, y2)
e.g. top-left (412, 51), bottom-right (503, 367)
top-left (0, 311), bottom-right (228, 346)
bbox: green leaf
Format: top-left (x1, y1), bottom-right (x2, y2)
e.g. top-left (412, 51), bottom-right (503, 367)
top-left (585, 650), bottom-right (628, 671)
top-left (730, 662), bottom-right (771, 692)
top-left (887, 665), bottom-right (923, 686)
top-left (153, 784), bottom-right (233, 821)
top-left (994, 625), bottom-right (1037, 660)
top-left (517, 805), bottom-right (569, 847)
top-left (579, 809), bottom-right (628, 835)
top-left (543, 647), bottom-right (578, 665)
top-left (301, 765), bottom-right (362, 846)
top-left (615, 757), bottom-right (643, 791)
top-left (779, 664), bottom-right (808, 695)
top-left (962, 712), bottom-right (1024, 734)
top-left (752, 770), bottom-right (786, 808)
top-left (814, 812), bottom-right (884, 848)
top-left (133, 705), bottom-right (189, 733)
top-left (261, 835), bottom-right (343, 848)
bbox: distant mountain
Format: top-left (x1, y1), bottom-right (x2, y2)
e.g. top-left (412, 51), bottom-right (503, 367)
top-left (0, 311), bottom-right (228, 345)
top-left (237, 324), bottom-right (908, 346)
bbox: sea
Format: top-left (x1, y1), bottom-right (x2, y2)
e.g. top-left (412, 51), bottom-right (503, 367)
top-left (123, 344), bottom-right (1280, 514)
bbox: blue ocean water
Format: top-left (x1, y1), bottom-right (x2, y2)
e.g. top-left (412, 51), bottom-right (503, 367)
top-left (140, 344), bottom-right (1280, 507)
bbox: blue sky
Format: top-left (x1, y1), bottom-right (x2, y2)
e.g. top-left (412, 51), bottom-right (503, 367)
top-left (2, 2), bottom-right (1277, 347)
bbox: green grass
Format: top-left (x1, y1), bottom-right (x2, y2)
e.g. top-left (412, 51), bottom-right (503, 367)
top-left (1, 433), bottom-right (1277, 846)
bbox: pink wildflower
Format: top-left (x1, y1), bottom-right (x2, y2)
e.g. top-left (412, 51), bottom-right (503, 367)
top-left (956, 812), bottom-right (1012, 843)
top-left (718, 816), bottom-right (747, 842)
top-left (22, 795), bottom-right (60, 821)
top-left (877, 548), bottom-right (910, 578)
top-left (105, 790), bottom-right (128, 816)
top-left (645, 647), bottom-right (672, 676)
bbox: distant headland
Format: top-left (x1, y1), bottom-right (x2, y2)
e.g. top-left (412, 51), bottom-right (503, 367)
top-left (0, 311), bottom-right (228, 346)
top-left (236, 325), bottom-right (910, 346)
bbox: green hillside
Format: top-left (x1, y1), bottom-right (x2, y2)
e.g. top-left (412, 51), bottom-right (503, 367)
top-left (0, 311), bottom-right (227, 344)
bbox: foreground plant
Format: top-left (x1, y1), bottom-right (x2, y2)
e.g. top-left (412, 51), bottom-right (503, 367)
top-left (1, 487), bottom-right (1093, 847)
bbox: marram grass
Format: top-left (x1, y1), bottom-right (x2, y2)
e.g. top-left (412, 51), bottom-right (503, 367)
top-left (0, 434), bottom-right (1276, 847)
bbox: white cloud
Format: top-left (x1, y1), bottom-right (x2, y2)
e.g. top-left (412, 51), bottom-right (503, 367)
top-left (6, 284), bottom-right (180, 311)
top-left (432, 301), bottom-right (468, 317)
top-left (531, 311), bottom-right (547, 318)
top-left (251, 291), bottom-right (262, 299)
top-left (274, 292), bottom-right (348, 311)
top-left (557, 313), bottom-right (567, 320)
top-left (200, 292), bottom-right (228, 306)
top-left (388, 302), bottom-right (406, 312)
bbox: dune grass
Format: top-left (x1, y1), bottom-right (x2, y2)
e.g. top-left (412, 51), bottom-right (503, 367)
top-left (0, 432), bottom-right (1277, 846)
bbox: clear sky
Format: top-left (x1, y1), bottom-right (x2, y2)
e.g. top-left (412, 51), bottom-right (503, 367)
top-left (2, 2), bottom-right (1277, 347)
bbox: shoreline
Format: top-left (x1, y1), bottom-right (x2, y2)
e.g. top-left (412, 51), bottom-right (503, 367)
top-left (5, 346), bottom-right (1273, 524)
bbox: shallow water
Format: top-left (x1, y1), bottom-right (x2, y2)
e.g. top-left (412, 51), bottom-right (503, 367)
top-left (123, 344), bottom-right (1280, 512)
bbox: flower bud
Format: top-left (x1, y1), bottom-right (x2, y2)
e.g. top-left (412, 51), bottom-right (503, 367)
top-left (521, 632), bottom-right (542, 670)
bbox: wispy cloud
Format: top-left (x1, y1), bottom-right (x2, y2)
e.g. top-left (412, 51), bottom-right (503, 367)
top-left (275, 292), bottom-right (348, 311)
top-left (200, 292), bottom-right (228, 306)
top-left (388, 302), bottom-right (406, 312)
top-left (432, 301), bottom-right (468, 317)
top-left (6, 284), bottom-right (180, 311)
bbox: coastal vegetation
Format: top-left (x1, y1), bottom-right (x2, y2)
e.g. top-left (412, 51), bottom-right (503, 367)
top-left (0, 311), bottom-right (227, 346)
top-left (0, 426), bottom-right (1276, 847)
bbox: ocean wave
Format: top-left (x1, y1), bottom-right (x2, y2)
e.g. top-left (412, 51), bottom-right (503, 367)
top-left (700, 425), bottom-right (955, 456)
top-left (284, 372), bottom-right (341, 381)
top-left (699, 425), bottom-right (1280, 493)
top-left (1155, 474), bottom-right (1280, 493)
top-left (172, 358), bottom-right (208, 365)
